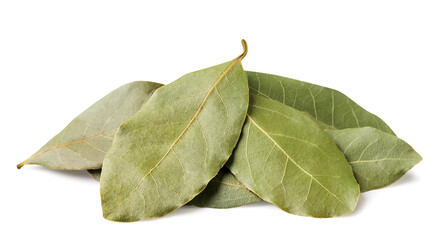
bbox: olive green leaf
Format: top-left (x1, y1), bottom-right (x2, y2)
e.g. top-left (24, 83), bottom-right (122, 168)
top-left (227, 94), bottom-right (360, 217)
top-left (245, 71), bottom-right (421, 191)
top-left (174, 72), bottom-right (420, 208)
top-left (188, 167), bottom-right (262, 208)
top-left (100, 41), bottom-right (250, 222)
top-left (17, 81), bottom-right (162, 170)
top-left (246, 71), bottom-right (394, 134)
top-left (194, 128), bottom-right (421, 206)
top-left (326, 127), bottom-right (422, 192)
top-left (89, 167), bottom-right (261, 208)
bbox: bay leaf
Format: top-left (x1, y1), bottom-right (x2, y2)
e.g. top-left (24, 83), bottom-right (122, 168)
top-left (17, 81), bottom-right (162, 170)
top-left (89, 167), bottom-right (261, 208)
top-left (90, 166), bottom-right (263, 208)
top-left (100, 41), bottom-right (249, 222)
top-left (227, 94), bottom-right (360, 217)
top-left (326, 127), bottom-right (422, 192)
top-left (245, 72), bottom-right (421, 191)
top-left (188, 168), bottom-right (262, 208)
top-left (246, 71), bottom-right (395, 134)
top-left (176, 72), bottom-right (420, 207)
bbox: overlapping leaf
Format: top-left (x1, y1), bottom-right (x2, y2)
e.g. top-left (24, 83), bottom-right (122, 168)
top-left (100, 51), bottom-right (249, 221)
top-left (17, 81), bottom-right (162, 170)
top-left (16, 41), bottom-right (421, 220)
top-left (326, 127), bottom-right (422, 192)
top-left (188, 168), bottom-right (262, 208)
top-left (227, 94), bottom-right (360, 217)
top-left (90, 167), bottom-right (261, 208)
top-left (247, 71), bottom-right (394, 134)
top-left (245, 72), bottom-right (421, 190)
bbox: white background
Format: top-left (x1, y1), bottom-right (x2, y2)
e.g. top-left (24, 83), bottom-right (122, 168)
top-left (1, 1), bottom-right (447, 239)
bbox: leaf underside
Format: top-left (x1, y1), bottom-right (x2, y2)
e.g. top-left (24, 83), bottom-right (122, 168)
top-left (18, 81), bottom-right (162, 170)
top-left (100, 59), bottom-right (249, 222)
top-left (227, 94), bottom-right (360, 218)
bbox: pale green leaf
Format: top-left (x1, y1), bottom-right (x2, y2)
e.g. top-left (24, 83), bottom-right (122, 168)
top-left (247, 71), bottom-right (394, 134)
top-left (326, 127), bottom-right (422, 192)
top-left (100, 55), bottom-right (249, 221)
top-left (188, 168), bottom-right (262, 208)
top-left (227, 94), bottom-right (360, 217)
top-left (17, 81), bottom-right (162, 170)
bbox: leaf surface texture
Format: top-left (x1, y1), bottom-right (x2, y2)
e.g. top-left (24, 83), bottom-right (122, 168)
top-left (18, 81), bottom-right (162, 170)
top-left (227, 94), bottom-right (360, 217)
top-left (90, 167), bottom-right (261, 208)
top-left (246, 71), bottom-right (394, 134)
top-left (326, 127), bottom-right (421, 192)
top-left (188, 168), bottom-right (262, 208)
top-left (100, 59), bottom-right (249, 221)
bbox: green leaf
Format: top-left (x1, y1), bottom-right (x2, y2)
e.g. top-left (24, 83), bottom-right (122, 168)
top-left (179, 72), bottom-right (420, 207)
top-left (17, 81), bottom-right (162, 170)
top-left (188, 168), bottom-right (262, 208)
top-left (326, 127), bottom-right (422, 192)
top-left (245, 71), bottom-right (421, 191)
top-left (246, 71), bottom-right (395, 134)
top-left (227, 94), bottom-right (360, 217)
top-left (89, 167), bottom-right (261, 208)
top-left (100, 48), bottom-right (249, 221)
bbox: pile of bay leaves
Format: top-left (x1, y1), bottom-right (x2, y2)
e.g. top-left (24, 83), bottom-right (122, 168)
top-left (17, 40), bottom-right (421, 222)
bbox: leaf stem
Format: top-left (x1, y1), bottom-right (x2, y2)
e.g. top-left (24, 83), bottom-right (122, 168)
top-left (236, 39), bottom-right (248, 60)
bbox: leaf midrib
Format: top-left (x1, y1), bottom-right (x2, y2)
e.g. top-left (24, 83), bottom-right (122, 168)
top-left (246, 114), bottom-right (353, 211)
top-left (17, 128), bottom-right (117, 169)
top-left (112, 58), bottom-right (243, 212)
top-left (211, 179), bottom-right (247, 189)
top-left (350, 157), bottom-right (421, 164)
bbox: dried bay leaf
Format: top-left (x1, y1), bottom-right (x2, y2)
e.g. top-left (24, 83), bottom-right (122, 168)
top-left (17, 81), bottom-right (162, 170)
top-left (326, 127), bottom-right (422, 192)
top-left (91, 167), bottom-right (262, 208)
top-left (188, 168), bottom-right (262, 208)
top-left (247, 71), bottom-right (395, 134)
top-left (245, 72), bottom-right (421, 191)
top-left (89, 168), bottom-right (261, 208)
top-left (194, 128), bottom-right (421, 206)
top-left (100, 41), bottom-right (249, 222)
top-left (227, 94), bottom-right (360, 217)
